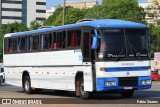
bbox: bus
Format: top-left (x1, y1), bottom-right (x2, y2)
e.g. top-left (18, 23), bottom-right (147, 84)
top-left (3, 19), bottom-right (152, 99)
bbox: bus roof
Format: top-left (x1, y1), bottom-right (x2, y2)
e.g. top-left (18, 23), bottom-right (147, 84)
top-left (4, 19), bottom-right (147, 37)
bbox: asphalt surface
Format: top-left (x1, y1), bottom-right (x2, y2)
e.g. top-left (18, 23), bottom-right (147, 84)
top-left (0, 82), bottom-right (160, 104)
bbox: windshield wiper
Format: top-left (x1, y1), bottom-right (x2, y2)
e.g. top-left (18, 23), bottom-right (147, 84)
top-left (114, 48), bottom-right (125, 61)
top-left (126, 36), bottom-right (141, 60)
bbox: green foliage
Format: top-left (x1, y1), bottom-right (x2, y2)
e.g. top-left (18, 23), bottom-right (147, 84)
top-left (83, 5), bottom-right (102, 19)
top-left (101, 0), bottom-right (145, 23)
top-left (44, 6), bottom-right (85, 26)
top-left (44, 0), bottom-right (145, 26)
top-left (43, 7), bottom-right (63, 26)
top-left (29, 20), bottom-right (42, 30)
top-left (65, 6), bottom-right (84, 24)
top-left (148, 24), bottom-right (160, 57)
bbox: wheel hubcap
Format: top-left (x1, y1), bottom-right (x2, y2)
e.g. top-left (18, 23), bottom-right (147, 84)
top-left (25, 80), bottom-right (29, 91)
top-left (80, 82), bottom-right (86, 95)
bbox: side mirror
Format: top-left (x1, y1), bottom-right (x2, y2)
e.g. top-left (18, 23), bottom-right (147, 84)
top-left (92, 37), bottom-right (97, 49)
top-left (92, 30), bottom-right (98, 49)
top-left (1, 68), bottom-right (4, 73)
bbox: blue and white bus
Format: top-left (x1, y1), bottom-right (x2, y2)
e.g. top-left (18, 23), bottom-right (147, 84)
top-left (3, 19), bottom-right (152, 99)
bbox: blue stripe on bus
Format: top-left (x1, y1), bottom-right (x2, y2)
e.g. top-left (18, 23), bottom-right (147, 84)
top-left (105, 66), bottom-right (149, 72)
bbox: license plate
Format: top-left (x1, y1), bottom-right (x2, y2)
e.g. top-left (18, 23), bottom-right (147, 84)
top-left (124, 87), bottom-right (133, 90)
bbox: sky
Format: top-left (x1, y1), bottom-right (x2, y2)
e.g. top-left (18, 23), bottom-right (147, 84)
top-left (46, 0), bottom-right (103, 9)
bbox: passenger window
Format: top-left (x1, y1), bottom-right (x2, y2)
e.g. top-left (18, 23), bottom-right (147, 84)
top-left (8, 38), bottom-right (17, 52)
top-left (8, 39), bottom-right (12, 52)
top-left (20, 37), bottom-right (27, 51)
top-left (62, 31), bottom-right (66, 48)
top-left (67, 29), bottom-right (81, 48)
top-left (74, 30), bottom-right (81, 47)
top-left (41, 33), bottom-right (52, 50)
top-left (29, 35), bottom-right (38, 51)
top-left (57, 32), bottom-right (63, 48)
top-left (4, 39), bottom-right (8, 53)
top-left (53, 32), bottom-right (57, 49)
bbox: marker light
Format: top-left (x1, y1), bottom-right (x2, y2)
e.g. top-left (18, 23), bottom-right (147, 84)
top-left (100, 67), bottom-right (105, 71)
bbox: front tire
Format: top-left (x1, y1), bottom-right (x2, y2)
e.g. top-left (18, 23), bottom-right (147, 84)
top-left (24, 76), bottom-right (33, 94)
top-left (121, 90), bottom-right (134, 98)
top-left (79, 78), bottom-right (90, 99)
top-left (0, 76), bottom-right (2, 86)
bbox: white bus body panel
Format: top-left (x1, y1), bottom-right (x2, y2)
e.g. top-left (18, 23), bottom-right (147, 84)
top-left (96, 61), bottom-right (150, 78)
top-left (4, 50), bottom-right (94, 91)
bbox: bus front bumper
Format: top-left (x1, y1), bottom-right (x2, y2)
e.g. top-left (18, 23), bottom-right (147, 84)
top-left (96, 76), bottom-right (152, 91)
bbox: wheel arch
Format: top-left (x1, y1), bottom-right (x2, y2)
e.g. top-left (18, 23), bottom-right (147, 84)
top-left (75, 71), bottom-right (84, 84)
top-left (75, 71), bottom-right (84, 96)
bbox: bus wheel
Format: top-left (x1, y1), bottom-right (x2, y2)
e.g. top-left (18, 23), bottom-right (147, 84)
top-left (24, 76), bottom-right (33, 94)
top-left (79, 78), bottom-right (90, 99)
top-left (121, 90), bottom-right (134, 98)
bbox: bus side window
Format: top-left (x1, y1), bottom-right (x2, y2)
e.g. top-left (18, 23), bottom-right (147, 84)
top-left (8, 38), bottom-right (12, 52)
top-left (12, 38), bottom-right (17, 52)
top-left (29, 36), bottom-right (32, 51)
top-left (4, 38), bottom-right (8, 53)
top-left (67, 29), bottom-right (81, 48)
top-left (20, 37), bottom-right (27, 51)
top-left (48, 33), bottom-right (52, 49)
top-left (67, 30), bottom-right (74, 48)
top-left (63, 31), bottom-right (66, 48)
top-left (29, 35), bottom-right (38, 51)
top-left (83, 32), bottom-right (90, 59)
top-left (41, 33), bottom-right (52, 50)
top-left (53, 32), bottom-right (57, 49)
top-left (74, 30), bottom-right (81, 47)
top-left (57, 32), bottom-right (63, 48)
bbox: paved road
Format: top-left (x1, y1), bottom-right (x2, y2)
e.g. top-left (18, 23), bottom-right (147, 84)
top-left (0, 83), bottom-right (160, 104)
top-left (0, 82), bottom-right (160, 107)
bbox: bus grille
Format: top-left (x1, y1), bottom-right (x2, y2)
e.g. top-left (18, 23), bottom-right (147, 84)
top-left (118, 77), bottom-right (138, 86)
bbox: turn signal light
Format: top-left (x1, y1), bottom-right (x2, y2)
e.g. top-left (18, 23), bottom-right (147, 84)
top-left (100, 67), bottom-right (105, 71)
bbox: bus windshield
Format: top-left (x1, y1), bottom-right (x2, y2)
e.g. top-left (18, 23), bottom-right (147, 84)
top-left (98, 29), bottom-right (149, 59)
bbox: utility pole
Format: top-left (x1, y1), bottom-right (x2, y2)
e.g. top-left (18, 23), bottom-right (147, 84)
top-left (62, 0), bottom-right (66, 25)
top-left (96, 0), bottom-right (98, 5)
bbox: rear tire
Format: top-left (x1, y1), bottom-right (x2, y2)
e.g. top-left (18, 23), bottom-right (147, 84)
top-left (121, 90), bottom-right (134, 98)
top-left (79, 78), bottom-right (90, 99)
top-left (24, 76), bottom-right (33, 94)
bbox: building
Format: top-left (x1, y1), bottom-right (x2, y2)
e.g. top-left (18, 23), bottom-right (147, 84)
top-left (46, 6), bottom-right (58, 19)
top-left (139, 0), bottom-right (160, 25)
top-left (65, 0), bottom-right (98, 9)
top-left (0, 0), bottom-right (46, 27)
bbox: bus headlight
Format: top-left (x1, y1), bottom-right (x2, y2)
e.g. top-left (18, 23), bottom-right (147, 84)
top-left (105, 81), bottom-right (116, 86)
top-left (141, 80), bottom-right (151, 85)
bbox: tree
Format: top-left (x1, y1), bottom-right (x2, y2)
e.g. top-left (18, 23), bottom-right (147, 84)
top-left (101, 0), bottom-right (145, 23)
top-left (83, 5), bottom-right (102, 19)
top-left (44, 6), bottom-right (85, 26)
top-left (29, 20), bottom-right (42, 30)
top-left (148, 24), bottom-right (160, 57)
top-left (43, 7), bottom-right (63, 26)
top-left (65, 6), bottom-right (84, 24)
